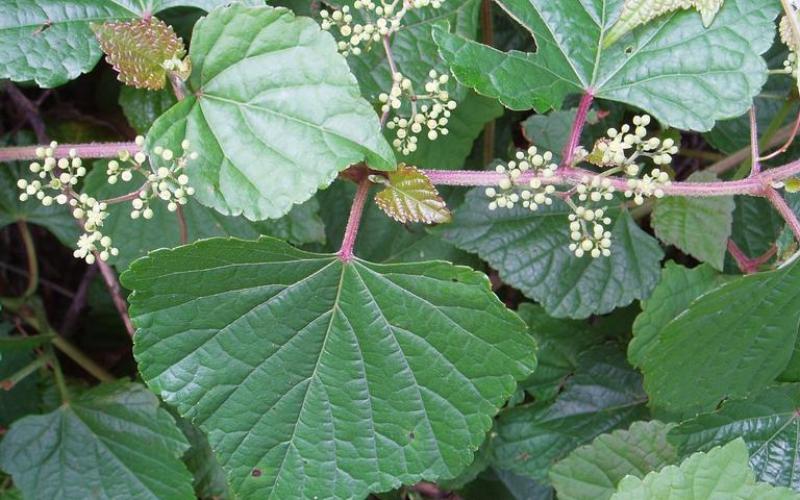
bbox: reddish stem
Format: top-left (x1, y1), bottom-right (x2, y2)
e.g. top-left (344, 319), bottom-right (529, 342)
top-left (0, 142), bottom-right (139, 163)
top-left (761, 109), bottom-right (800, 161)
top-left (176, 205), bottom-right (188, 244)
top-left (765, 187), bottom-right (800, 243)
top-left (96, 259), bottom-right (135, 337)
top-left (561, 92), bottom-right (594, 167)
top-left (338, 179), bottom-right (371, 262)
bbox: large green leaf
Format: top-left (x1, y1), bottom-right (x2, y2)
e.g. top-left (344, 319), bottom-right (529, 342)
top-left (436, 189), bottom-right (664, 319)
top-left (491, 344), bottom-right (648, 481)
top-left (640, 260), bottom-right (800, 417)
top-left (147, 4), bottom-right (395, 221)
top-left (628, 262), bottom-right (731, 368)
top-left (669, 384), bottom-right (800, 489)
top-left (611, 439), bottom-right (799, 500)
top-left (550, 421), bottom-right (678, 500)
top-left (652, 172), bottom-right (735, 270)
top-left (433, 0), bottom-right (778, 131)
top-left (0, 0), bottom-right (255, 88)
top-left (0, 382), bottom-right (194, 499)
top-left (122, 236), bottom-right (536, 498)
top-left (83, 165), bottom-right (325, 270)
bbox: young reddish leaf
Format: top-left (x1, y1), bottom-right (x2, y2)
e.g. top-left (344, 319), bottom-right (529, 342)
top-left (373, 165), bottom-right (452, 224)
top-left (92, 18), bottom-right (187, 90)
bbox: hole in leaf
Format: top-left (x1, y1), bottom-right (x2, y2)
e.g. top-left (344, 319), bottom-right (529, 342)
top-left (624, 46), bottom-right (634, 55)
top-left (251, 469), bottom-right (262, 477)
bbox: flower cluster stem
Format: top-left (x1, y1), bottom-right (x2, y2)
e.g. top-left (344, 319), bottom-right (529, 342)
top-left (0, 142), bottom-right (140, 163)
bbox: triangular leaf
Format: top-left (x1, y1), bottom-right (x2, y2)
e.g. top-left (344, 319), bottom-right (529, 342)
top-left (373, 165), bottom-right (451, 224)
top-left (433, 0), bottom-right (778, 130)
top-left (122, 236), bottom-right (536, 498)
top-left (0, 382), bottom-right (194, 499)
top-left (640, 260), bottom-right (800, 416)
top-left (147, 4), bottom-right (395, 221)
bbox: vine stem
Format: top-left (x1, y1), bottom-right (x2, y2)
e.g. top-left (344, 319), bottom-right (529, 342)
top-left (338, 179), bottom-right (371, 262)
top-left (423, 159), bottom-right (800, 197)
top-left (17, 221), bottom-right (38, 298)
top-left (561, 92), bottom-right (594, 167)
top-left (0, 142), bottom-right (139, 163)
top-left (97, 259), bottom-right (135, 337)
top-left (766, 186), bottom-right (800, 242)
top-left (727, 240), bottom-right (776, 274)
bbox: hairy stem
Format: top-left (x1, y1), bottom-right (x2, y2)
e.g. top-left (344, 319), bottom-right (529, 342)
top-left (561, 92), bottom-right (594, 167)
top-left (765, 186), bottom-right (800, 243)
top-left (0, 142), bottom-right (139, 163)
top-left (749, 107), bottom-right (762, 176)
top-left (339, 179), bottom-right (371, 262)
top-left (176, 205), bottom-right (188, 244)
top-left (761, 109), bottom-right (800, 161)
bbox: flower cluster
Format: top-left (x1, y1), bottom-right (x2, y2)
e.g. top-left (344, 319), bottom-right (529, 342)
top-left (780, 11), bottom-right (800, 90)
top-left (16, 136), bottom-right (198, 264)
top-left (320, 0), bottom-right (443, 56)
top-left (484, 114), bottom-right (678, 260)
top-left (485, 147), bottom-right (558, 211)
top-left (384, 70), bottom-right (458, 154)
top-left (130, 141), bottom-right (197, 219)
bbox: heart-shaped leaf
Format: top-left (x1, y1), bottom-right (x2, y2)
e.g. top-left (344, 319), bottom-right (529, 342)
top-left (147, 5), bottom-right (395, 221)
top-left (122, 236), bottom-right (536, 498)
top-left (373, 165), bottom-right (451, 224)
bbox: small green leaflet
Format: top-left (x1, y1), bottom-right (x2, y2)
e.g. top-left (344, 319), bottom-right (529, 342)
top-left (491, 344), bottom-right (648, 481)
top-left (123, 236), bottom-right (536, 499)
top-left (373, 165), bottom-right (451, 224)
top-left (436, 189), bottom-right (663, 319)
top-left (433, 0), bottom-right (778, 131)
top-left (550, 421), bottom-right (678, 500)
top-left (669, 383), bottom-right (800, 489)
top-left (640, 259), bottom-right (800, 417)
top-left (0, 382), bottom-right (194, 499)
top-left (611, 439), bottom-right (799, 499)
top-left (652, 171), bottom-right (735, 271)
top-left (147, 5), bottom-right (395, 221)
top-left (92, 17), bottom-right (186, 90)
top-left (0, 0), bottom-right (255, 88)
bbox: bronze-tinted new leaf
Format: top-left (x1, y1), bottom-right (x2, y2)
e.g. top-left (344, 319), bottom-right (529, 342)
top-left (92, 18), bottom-right (186, 90)
top-left (374, 165), bottom-right (451, 224)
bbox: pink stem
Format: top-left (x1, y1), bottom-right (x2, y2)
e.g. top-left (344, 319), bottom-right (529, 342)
top-left (761, 109), bottom-right (800, 161)
top-left (423, 159), bottom-right (800, 197)
top-left (96, 259), bottom-right (135, 337)
top-left (561, 92), bottom-right (594, 167)
top-left (338, 179), bottom-right (370, 262)
top-left (0, 142), bottom-right (139, 163)
top-left (765, 187), bottom-right (800, 243)
top-left (727, 240), bottom-right (757, 274)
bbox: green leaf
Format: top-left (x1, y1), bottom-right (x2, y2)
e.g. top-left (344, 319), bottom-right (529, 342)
top-left (433, 0), bottom-right (779, 130)
top-left (122, 236), bottom-right (536, 498)
top-left (459, 468), bottom-right (554, 500)
top-left (516, 304), bottom-right (608, 401)
top-left (0, 0), bottom-right (252, 88)
top-left (0, 161), bottom-right (79, 248)
top-left (436, 189), bottom-right (664, 319)
top-left (640, 260), bottom-right (800, 417)
top-left (0, 382), bottom-right (194, 499)
top-left (147, 4), bottom-right (395, 221)
top-left (652, 171), bottom-right (734, 270)
top-left (491, 344), bottom-right (648, 481)
top-left (0, 328), bottom-right (41, 428)
top-left (119, 87), bottom-right (178, 134)
top-left (373, 165), bottom-right (452, 224)
top-left (550, 421), bottom-right (678, 500)
top-left (83, 165), bottom-right (325, 270)
top-left (611, 439), bottom-right (800, 500)
top-left (628, 262), bottom-right (731, 368)
top-left (669, 383), bottom-right (800, 489)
